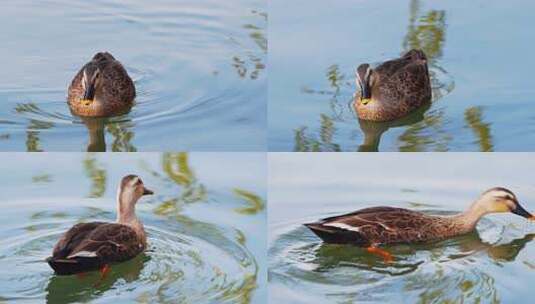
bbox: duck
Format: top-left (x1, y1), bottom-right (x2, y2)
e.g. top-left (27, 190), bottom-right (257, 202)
top-left (305, 187), bottom-right (535, 262)
top-left (354, 49), bottom-right (432, 122)
top-left (46, 175), bottom-right (153, 276)
top-left (67, 52), bottom-right (136, 117)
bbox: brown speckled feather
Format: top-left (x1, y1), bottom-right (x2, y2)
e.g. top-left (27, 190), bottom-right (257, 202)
top-left (67, 52), bottom-right (135, 117)
top-left (355, 49), bottom-right (432, 122)
top-left (306, 207), bottom-right (469, 246)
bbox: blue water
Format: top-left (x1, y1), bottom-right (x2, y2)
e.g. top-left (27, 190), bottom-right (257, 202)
top-left (0, 0), bottom-right (266, 151)
top-left (268, 0), bottom-right (535, 151)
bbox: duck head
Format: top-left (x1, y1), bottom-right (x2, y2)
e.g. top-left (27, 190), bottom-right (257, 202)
top-left (473, 187), bottom-right (534, 221)
top-left (81, 64), bottom-right (102, 102)
top-left (356, 63), bottom-right (373, 100)
top-left (117, 175), bottom-right (153, 222)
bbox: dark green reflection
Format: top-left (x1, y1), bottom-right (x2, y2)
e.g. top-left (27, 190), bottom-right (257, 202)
top-left (45, 254), bottom-right (147, 304)
top-left (81, 116), bottom-right (137, 152)
top-left (278, 226), bottom-right (533, 303)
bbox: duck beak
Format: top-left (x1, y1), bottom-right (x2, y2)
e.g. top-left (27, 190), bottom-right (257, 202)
top-left (82, 84), bottom-right (96, 100)
top-left (360, 85), bottom-right (370, 100)
top-left (142, 187), bottom-right (154, 196)
top-left (511, 203), bottom-right (534, 220)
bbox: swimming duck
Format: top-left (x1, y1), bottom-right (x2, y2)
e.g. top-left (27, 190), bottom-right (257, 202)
top-left (354, 49), bottom-right (432, 122)
top-left (46, 175), bottom-right (153, 275)
top-left (67, 52), bottom-right (136, 117)
top-left (305, 187), bottom-right (535, 262)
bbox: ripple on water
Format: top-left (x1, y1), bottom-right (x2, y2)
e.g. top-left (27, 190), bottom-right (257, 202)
top-left (269, 210), bottom-right (533, 303)
top-left (0, 208), bottom-right (257, 303)
top-left (0, 0), bottom-right (266, 151)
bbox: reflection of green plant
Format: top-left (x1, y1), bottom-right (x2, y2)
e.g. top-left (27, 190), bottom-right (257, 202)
top-left (326, 64), bottom-right (345, 93)
top-left (403, 0), bottom-right (446, 62)
top-left (152, 153), bottom-right (207, 216)
top-left (83, 155), bottom-right (107, 198)
top-left (106, 122), bottom-right (136, 152)
top-left (464, 106), bottom-right (493, 152)
top-left (32, 174), bottom-right (52, 183)
top-left (231, 10), bottom-right (267, 80)
top-left (14, 103), bottom-right (56, 152)
top-left (294, 114), bottom-right (342, 152)
top-left (233, 189), bottom-right (265, 215)
top-left (398, 109), bottom-right (452, 151)
top-left (220, 273), bottom-right (258, 304)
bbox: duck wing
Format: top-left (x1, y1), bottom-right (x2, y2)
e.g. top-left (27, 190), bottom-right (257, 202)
top-left (47, 223), bottom-right (144, 275)
top-left (99, 59), bottom-right (136, 103)
top-left (374, 49), bottom-right (428, 80)
top-left (374, 57), bottom-right (412, 79)
top-left (51, 222), bottom-right (106, 259)
top-left (305, 206), bottom-right (436, 245)
top-left (379, 59), bottom-right (431, 106)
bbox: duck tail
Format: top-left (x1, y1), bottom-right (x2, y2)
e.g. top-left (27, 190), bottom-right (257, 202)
top-left (46, 256), bottom-right (100, 276)
top-left (304, 223), bottom-right (342, 242)
top-left (304, 222), bottom-right (366, 245)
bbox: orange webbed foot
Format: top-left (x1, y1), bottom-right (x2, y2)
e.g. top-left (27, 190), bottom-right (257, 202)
top-left (366, 246), bottom-right (394, 263)
top-left (93, 264), bottom-right (111, 287)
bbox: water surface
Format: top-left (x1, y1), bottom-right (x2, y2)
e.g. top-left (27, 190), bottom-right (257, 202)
top-left (269, 153), bottom-right (535, 303)
top-left (269, 0), bottom-right (535, 151)
top-left (0, 152), bottom-right (266, 303)
top-left (0, 0), bottom-right (266, 151)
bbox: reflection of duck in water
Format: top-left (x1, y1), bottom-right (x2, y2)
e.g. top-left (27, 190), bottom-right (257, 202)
top-left (357, 102), bottom-right (430, 151)
top-left (46, 254), bottom-right (147, 303)
top-left (68, 52), bottom-right (135, 117)
top-left (81, 117), bottom-right (107, 152)
top-left (305, 188), bottom-right (535, 262)
top-left (79, 116), bottom-right (137, 152)
top-left (309, 230), bottom-right (534, 275)
top-left (354, 49), bottom-right (431, 122)
top-left (46, 175), bottom-right (153, 276)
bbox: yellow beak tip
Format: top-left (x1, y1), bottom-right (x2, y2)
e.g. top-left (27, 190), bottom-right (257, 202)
top-left (360, 98), bottom-right (372, 105)
top-left (80, 99), bottom-right (93, 106)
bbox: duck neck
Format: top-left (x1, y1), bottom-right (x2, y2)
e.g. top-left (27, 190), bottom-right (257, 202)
top-left (451, 200), bottom-right (489, 232)
top-left (116, 191), bottom-right (139, 225)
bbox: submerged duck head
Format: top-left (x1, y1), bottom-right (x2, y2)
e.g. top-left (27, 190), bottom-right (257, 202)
top-left (117, 175), bottom-right (153, 222)
top-left (355, 63), bottom-right (373, 101)
top-left (473, 187), bottom-right (534, 220)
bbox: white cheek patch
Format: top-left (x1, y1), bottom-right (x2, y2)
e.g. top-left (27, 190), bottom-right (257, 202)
top-left (67, 250), bottom-right (98, 259)
top-left (324, 222), bottom-right (361, 232)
